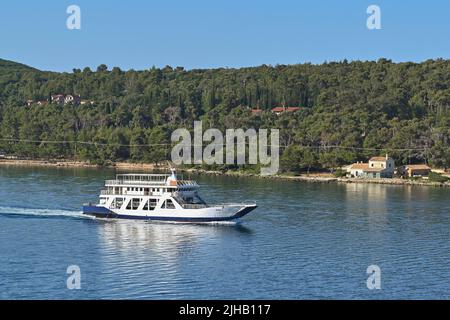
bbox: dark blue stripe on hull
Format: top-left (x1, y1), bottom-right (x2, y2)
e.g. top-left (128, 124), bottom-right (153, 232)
top-left (82, 205), bottom-right (257, 222)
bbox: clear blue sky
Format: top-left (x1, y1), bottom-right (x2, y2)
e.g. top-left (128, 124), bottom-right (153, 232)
top-left (0, 0), bottom-right (449, 72)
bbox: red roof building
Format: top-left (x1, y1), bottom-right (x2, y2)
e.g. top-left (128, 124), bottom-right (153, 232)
top-left (251, 109), bottom-right (263, 116)
top-left (271, 107), bottom-right (285, 114)
top-left (271, 106), bottom-right (303, 115)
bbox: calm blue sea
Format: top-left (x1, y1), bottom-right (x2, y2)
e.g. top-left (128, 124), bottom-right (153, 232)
top-left (0, 166), bottom-right (449, 299)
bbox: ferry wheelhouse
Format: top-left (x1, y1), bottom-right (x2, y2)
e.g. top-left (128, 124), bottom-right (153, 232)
top-left (82, 170), bottom-right (257, 223)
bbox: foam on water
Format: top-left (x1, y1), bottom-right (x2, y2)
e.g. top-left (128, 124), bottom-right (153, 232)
top-left (0, 206), bottom-right (92, 220)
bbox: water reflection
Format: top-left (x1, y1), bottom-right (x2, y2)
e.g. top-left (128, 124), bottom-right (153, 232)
top-left (96, 219), bottom-right (252, 257)
top-left (343, 183), bottom-right (391, 231)
top-left (89, 220), bottom-right (254, 298)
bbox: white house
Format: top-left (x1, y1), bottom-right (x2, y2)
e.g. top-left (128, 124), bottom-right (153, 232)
top-left (347, 155), bottom-right (395, 178)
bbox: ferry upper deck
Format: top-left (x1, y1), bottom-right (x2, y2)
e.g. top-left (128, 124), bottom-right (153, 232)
top-left (102, 173), bottom-right (199, 196)
top-left (106, 174), bottom-right (197, 186)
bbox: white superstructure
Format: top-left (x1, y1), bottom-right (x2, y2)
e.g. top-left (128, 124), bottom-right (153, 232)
top-left (83, 170), bottom-right (257, 223)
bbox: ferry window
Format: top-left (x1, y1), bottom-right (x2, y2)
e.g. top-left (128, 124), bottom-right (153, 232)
top-left (116, 198), bottom-right (124, 209)
top-left (126, 198), bottom-right (140, 210)
top-left (149, 199), bottom-right (157, 210)
top-left (164, 199), bottom-right (176, 209)
top-left (143, 199), bottom-right (157, 211)
top-left (132, 198), bottom-right (140, 210)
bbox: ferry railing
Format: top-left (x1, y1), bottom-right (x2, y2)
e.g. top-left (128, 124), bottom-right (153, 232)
top-left (105, 179), bottom-right (167, 185)
top-left (100, 189), bottom-right (152, 196)
top-left (100, 190), bottom-right (115, 195)
top-left (177, 180), bottom-right (199, 187)
top-left (116, 174), bottom-right (170, 184)
top-left (105, 179), bottom-right (199, 187)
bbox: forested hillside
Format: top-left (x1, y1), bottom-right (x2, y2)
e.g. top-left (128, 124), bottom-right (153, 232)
top-left (0, 58), bottom-right (449, 171)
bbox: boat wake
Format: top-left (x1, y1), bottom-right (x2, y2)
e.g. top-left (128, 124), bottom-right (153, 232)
top-left (0, 206), bottom-right (93, 220)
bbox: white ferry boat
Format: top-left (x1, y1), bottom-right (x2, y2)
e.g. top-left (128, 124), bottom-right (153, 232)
top-left (82, 170), bottom-right (257, 223)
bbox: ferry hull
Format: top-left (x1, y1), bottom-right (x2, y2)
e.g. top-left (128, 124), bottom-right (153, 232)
top-left (82, 204), bottom-right (257, 223)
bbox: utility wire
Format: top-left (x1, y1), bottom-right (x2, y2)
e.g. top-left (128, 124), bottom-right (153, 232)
top-left (0, 137), bottom-right (431, 151)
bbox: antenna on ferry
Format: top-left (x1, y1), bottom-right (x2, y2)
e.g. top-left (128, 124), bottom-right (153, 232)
top-left (166, 160), bottom-right (177, 178)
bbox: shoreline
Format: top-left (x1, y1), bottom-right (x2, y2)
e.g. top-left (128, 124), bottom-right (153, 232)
top-left (1, 158), bottom-right (449, 187)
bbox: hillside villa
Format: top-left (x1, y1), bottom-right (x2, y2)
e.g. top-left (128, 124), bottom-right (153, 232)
top-left (271, 106), bottom-right (302, 115)
top-left (346, 155), bottom-right (395, 179)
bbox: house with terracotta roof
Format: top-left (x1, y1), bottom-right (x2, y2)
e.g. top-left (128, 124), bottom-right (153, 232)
top-left (398, 164), bottom-right (431, 178)
top-left (271, 106), bottom-right (302, 115)
top-left (251, 109), bottom-right (263, 116)
top-left (346, 162), bottom-right (370, 178)
top-left (271, 107), bottom-right (285, 115)
top-left (346, 155), bottom-right (395, 178)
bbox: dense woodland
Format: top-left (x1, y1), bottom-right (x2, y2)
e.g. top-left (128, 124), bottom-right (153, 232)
top-left (0, 58), bottom-right (449, 172)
